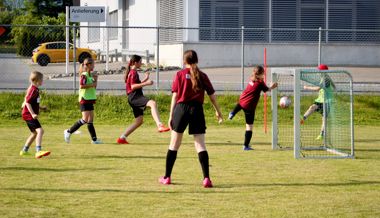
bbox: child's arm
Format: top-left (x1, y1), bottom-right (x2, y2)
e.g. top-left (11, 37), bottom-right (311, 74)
top-left (266, 82), bottom-right (278, 92)
top-left (303, 85), bottom-right (321, 91)
top-left (141, 72), bottom-right (150, 83)
top-left (131, 79), bottom-right (153, 90)
top-left (25, 102), bottom-right (38, 119)
top-left (80, 74), bottom-right (97, 89)
top-left (209, 94), bottom-right (223, 124)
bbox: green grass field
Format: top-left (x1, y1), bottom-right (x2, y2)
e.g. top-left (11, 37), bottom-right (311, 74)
top-left (0, 93), bottom-right (380, 217)
top-left (1, 125), bottom-right (380, 217)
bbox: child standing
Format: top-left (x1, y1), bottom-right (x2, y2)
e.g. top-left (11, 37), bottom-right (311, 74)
top-left (20, 71), bottom-right (51, 158)
top-left (64, 58), bottom-right (102, 144)
top-left (228, 66), bottom-right (277, 151)
top-left (300, 64), bottom-right (335, 140)
top-left (159, 50), bottom-right (223, 188)
top-left (116, 55), bottom-right (170, 144)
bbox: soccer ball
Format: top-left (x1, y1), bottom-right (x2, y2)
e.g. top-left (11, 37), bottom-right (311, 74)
top-left (279, 96), bottom-right (291, 108)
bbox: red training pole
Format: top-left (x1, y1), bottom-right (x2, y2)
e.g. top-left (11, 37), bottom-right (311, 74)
top-left (264, 48), bottom-right (267, 134)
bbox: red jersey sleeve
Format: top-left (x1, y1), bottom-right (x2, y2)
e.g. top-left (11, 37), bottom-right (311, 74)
top-left (201, 73), bottom-right (215, 95)
top-left (172, 73), bottom-right (179, 93)
top-left (129, 71), bottom-right (139, 85)
top-left (80, 75), bottom-right (87, 86)
top-left (25, 86), bottom-right (38, 103)
top-left (261, 81), bottom-right (269, 92)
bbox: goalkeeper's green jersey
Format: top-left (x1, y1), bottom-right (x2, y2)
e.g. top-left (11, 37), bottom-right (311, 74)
top-left (315, 77), bottom-right (334, 103)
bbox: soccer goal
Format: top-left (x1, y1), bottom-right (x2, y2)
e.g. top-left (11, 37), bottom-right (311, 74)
top-left (271, 68), bottom-right (354, 159)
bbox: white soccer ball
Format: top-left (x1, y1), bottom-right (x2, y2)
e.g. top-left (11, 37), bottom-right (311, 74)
top-left (279, 96), bottom-right (291, 108)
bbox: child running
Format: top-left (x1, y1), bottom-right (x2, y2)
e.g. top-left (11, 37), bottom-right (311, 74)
top-left (300, 64), bottom-right (336, 140)
top-left (228, 66), bottom-right (277, 150)
top-left (159, 50), bottom-right (223, 188)
top-left (20, 71), bottom-right (51, 158)
top-left (64, 58), bottom-right (102, 144)
top-left (116, 55), bottom-right (170, 144)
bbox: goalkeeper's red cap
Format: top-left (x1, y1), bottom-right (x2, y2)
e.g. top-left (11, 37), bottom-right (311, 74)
top-left (318, 64), bottom-right (329, 70)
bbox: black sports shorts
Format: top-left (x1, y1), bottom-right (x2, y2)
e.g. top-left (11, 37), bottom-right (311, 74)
top-left (171, 102), bottom-right (206, 135)
top-left (26, 119), bottom-right (42, 132)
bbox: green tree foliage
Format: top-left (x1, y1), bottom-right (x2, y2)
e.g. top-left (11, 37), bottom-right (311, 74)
top-left (24, 0), bottom-right (73, 18)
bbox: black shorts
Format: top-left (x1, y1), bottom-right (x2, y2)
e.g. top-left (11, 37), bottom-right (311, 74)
top-left (233, 104), bottom-right (255, 125)
top-left (80, 103), bottom-right (94, 112)
top-left (25, 119), bottom-right (42, 132)
top-left (171, 102), bottom-right (206, 135)
top-left (314, 102), bottom-right (330, 116)
top-left (128, 93), bottom-right (150, 118)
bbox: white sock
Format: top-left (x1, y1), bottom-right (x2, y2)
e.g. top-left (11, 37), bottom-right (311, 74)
top-left (120, 135), bottom-right (126, 139)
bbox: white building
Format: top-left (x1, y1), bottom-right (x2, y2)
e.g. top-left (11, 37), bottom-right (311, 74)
top-left (79, 0), bottom-right (380, 67)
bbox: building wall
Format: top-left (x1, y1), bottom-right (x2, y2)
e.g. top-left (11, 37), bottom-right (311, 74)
top-left (161, 43), bottom-right (380, 68)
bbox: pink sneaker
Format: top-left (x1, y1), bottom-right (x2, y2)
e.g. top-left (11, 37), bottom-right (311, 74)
top-left (203, 177), bottom-right (213, 188)
top-left (116, 138), bottom-right (129, 144)
top-left (159, 176), bottom-right (171, 185)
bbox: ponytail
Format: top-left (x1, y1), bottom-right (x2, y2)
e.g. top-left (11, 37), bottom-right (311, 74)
top-left (124, 55), bottom-right (142, 83)
top-left (183, 50), bottom-right (203, 92)
top-left (190, 64), bottom-right (202, 92)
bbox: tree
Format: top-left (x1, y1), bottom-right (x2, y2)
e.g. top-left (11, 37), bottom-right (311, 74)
top-left (24, 0), bottom-right (73, 18)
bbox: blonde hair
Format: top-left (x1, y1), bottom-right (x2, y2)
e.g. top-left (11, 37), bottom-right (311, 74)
top-left (183, 50), bottom-right (203, 92)
top-left (253, 65), bottom-right (264, 81)
top-left (29, 71), bottom-right (43, 83)
top-left (79, 58), bottom-right (94, 74)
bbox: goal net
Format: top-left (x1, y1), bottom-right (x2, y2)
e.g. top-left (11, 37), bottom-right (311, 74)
top-left (271, 68), bottom-right (354, 159)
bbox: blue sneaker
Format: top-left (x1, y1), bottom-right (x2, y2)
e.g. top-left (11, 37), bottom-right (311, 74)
top-left (243, 146), bottom-right (253, 151)
top-left (228, 112), bottom-right (234, 120)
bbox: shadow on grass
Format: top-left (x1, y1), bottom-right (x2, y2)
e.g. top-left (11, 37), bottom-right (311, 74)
top-left (82, 155), bottom-right (165, 159)
top-left (1, 187), bottom-right (232, 194)
top-left (0, 167), bottom-right (111, 172)
top-left (218, 180), bottom-right (380, 188)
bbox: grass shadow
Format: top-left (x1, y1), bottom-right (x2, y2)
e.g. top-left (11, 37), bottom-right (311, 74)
top-left (82, 155), bottom-right (165, 159)
top-left (0, 167), bottom-right (111, 172)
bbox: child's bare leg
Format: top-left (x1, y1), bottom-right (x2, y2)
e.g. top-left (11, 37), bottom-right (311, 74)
top-left (25, 132), bottom-right (37, 146)
top-left (35, 127), bottom-right (44, 146)
top-left (122, 116), bottom-right (143, 138)
top-left (146, 100), bottom-right (162, 127)
top-left (303, 104), bottom-right (318, 119)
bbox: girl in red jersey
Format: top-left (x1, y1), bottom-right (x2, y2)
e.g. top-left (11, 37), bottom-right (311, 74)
top-left (64, 58), bottom-right (102, 144)
top-left (228, 66), bottom-right (278, 150)
top-left (116, 55), bottom-right (170, 144)
top-left (159, 50), bottom-right (223, 188)
top-left (20, 71), bottom-right (50, 159)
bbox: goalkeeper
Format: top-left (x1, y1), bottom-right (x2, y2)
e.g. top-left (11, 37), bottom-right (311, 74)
top-left (300, 64), bottom-right (336, 140)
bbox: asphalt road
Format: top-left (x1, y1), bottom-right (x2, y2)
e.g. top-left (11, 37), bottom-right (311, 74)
top-left (1, 53), bottom-right (379, 93)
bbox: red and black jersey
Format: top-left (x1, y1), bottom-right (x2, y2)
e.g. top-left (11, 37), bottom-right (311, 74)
top-left (79, 74), bottom-right (96, 104)
top-left (172, 68), bottom-right (215, 104)
top-left (22, 85), bottom-right (40, 121)
top-left (239, 79), bottom-right (269, 110)
top-left (126, 69), bottom-right (144, 96)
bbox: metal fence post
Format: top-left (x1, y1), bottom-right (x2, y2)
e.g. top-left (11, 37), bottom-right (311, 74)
top-left (106, 6), bottom-right (109, 72)
top-left (318, 27), bottom-right (322, 65)
top-left (73, 24), bottom-right (77, 94)
top-left (65, 6), bottom-right (69, 75)
top-left (156, 26), bottom-right (160, 91)
top-left (241, 26), bottom-right (245, 90)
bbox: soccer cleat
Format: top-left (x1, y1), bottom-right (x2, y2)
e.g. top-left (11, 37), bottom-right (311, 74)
top-left (64, 129), bottom-right (71, 143)
top-left (19, 150), bottom-right (31, 157)
top-left (116, 137), bottom-right (129, 144)
top-left (159, 176), bottom-right (171, 185)
top-left (243, 146), bottom-right (254, 151)
top-left (91, 139), bottom-right (103, 144)
top-left (203, 177), bottom-right (213, 188)
top-left (35, 150), bottom-right (50, 159)
top-left (158, 124), bottom-right (170, 133)
top-left (228, 112), bottom-right (234, 120)
top-left (300, 116), bottom-right (305, 125)
top-left (315, 135), bottom-right (323, 140)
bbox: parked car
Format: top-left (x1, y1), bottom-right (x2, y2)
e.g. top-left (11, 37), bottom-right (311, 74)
top-left (32, 42), bottom-right (97, 66)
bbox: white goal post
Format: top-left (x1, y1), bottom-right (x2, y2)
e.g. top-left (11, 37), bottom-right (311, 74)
top-left (271, 68), bottom-right (354, 159)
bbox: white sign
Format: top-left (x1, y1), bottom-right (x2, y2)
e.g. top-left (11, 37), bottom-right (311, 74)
top-left (70, 6), bottom-right (105, 22)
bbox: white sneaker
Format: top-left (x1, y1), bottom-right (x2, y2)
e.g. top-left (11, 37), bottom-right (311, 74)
top-left (64, 129), bottom-right (71, 143)
top-left (91, 139), bottom-right (103, 144)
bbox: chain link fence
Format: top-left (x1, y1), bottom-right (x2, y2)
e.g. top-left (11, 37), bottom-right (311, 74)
top-left (1, 24), bottom-right (380, 94)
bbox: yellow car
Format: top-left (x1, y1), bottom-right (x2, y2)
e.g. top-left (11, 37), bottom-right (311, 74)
top-left (32, 41), bottom-right (97, 66)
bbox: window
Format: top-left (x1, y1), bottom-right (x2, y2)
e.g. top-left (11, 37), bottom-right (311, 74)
top-left (46, 43), bottom-right (58, 49)
top-left (88, 22), bottom-right (100, 42)
top-left (109, 10), bottom-right (118, 40)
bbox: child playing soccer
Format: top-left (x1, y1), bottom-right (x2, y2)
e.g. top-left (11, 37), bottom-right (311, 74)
top-left (116, 55), bottom-right (170, 144)
top-left (228, 65), bottom-right (277, 150)
top-left (64, 58), bottom-right (102, 144)
top-left (159, 50), bottom-right (223, 188)
top-left (20, 71), bottom-right (51, 158)
top-left (300, 64), bottom-right (336, 140)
